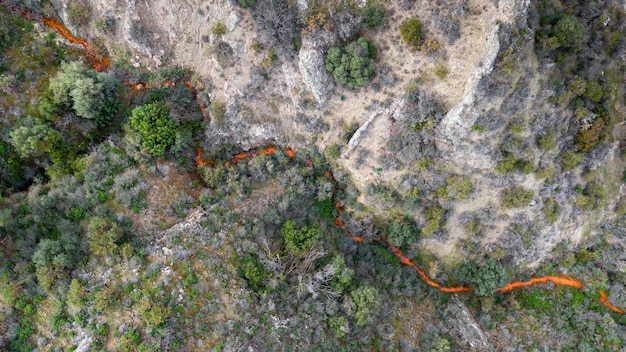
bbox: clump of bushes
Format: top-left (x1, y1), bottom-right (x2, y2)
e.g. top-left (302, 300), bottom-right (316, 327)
top-left (361, 1), bottom-right (386, 30)
top-left (456, 259), bottom-right (508, 296)
top-left (500, 186), bottom-right (534, 208)
top-left (559, 150), bottom-right (582, 171)
top-left (399, 17), bottom-right (424, 50)
top-left (542, 197), bottom-right (561, 223)
top-left (325, 37), bottom-right (376, 89)
top-left (281, 220), bottom-right (320, 253)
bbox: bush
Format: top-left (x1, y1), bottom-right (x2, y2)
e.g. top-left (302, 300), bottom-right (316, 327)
top-left (387, 219), bottom-right (419, 247)
top-left (559, 150), bottom-right (582, 171)
top-left (67, 0), bottom-right (90, 27)
top-left (542, 197), bottom-right (561, 223)
top-left (422, 205), bottom-right (444, 236)
top-left (538, 132), bottom-right (557, 150)
top-left (211, 21), bottom-right (227, 37)
top-left (500, 186), bottom-right (534, 208)
top-left (575, 118), bottom-right (605, 152)
top-left (399, 17), bottom-right (424, 50)
top-left (48, 61), bottom-right (120, 125)
top-left (281, 220), bottom-right (320, 253)
top-left (325, 37), bottom-right (376, 89)
top-left (211, 100), bottom-right (226, 126)
top-left (552, 15), bottom-right (584, 49)
top-left (10, 117), bottom-right (63, 158)
top-left (351, 285), bottom-right (380, 326)
top-left (240, 255), bottom-right (268, 290)
top-left (129, 102), bottom-right (177, 157)
top-left (87, 217), bottom-right (123, 257)
top-left (456, 259), bottom-right (508, 296)
top-left (238, 0), bottom-right (255, 8)
top-left (361, 1), bottom-right (385, 30)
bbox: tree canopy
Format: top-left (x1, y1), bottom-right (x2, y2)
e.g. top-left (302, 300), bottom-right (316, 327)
top-left (129, 102), bottom-right (177, 157)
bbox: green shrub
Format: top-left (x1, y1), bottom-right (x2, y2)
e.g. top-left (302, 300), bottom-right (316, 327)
top-left (538, 131), bottom-right (557, 150)
top-left (211, 100), bottom-right (226, 126)
top-left (559, 150), bottom-right (582, 171)
top-left (361, 1), bottom-right (386, 30)
top-left (500, 186), bottom-right (534, 208)
top-left (240, 255), bottom-right (268, 290)
top-left (422, 205), bottom-right (444, 236)
top-left (456, 259), bottom-right (508, 296)
top-left (329, 255), bottom-right (354, 292)
top-left (325, 37), bottom-right (376, 89)
top-left (49, 61), bottom-right (120, 125)
top-left (129, 102), bottom-right (177, 157)
top-left (542, 197), bottom-right (561, 223)
top-left (211, 21), bottom-right (227, 37)
top-left (399, 17), bottom-right (424, 50)
top-left (575, 118), bottom-right (605, 152)
top-left (281, 220), bottom-right (320, 253)
top-left (387, 220), bottom-right (419, 247)
top-left (552, 15), bottom-right (584, 49)
top-left (238, 0), bottom-right (255, 8)
top-left (434, 63), bottom-right (448, 79)
top-left (67, 0), bottom-right (90, 27)
top-left (68, 279), bottom-right (85, 306)
top-left (351, 285), bottom-right (380, 326)
top-left (87, 217), bottom-right (123, 257)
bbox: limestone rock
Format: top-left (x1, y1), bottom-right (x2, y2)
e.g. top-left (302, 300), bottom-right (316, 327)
top-left (298, 30), bottom-right (336, 105)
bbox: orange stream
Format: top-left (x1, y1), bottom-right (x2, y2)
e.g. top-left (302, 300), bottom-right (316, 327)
top-left (599, 290), bottom-right (625, 314)
top-left (42, 18), bottom-right (110, 72)
top-left (497, 276), bottom-right (583, 294)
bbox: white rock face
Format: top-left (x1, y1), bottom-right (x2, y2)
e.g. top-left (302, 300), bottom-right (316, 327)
top-left (298, 30), bottom-right (336, 106)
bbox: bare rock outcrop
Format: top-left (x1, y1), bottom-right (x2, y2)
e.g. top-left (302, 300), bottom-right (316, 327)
top-left (298, 30), bottom-right (336, 105)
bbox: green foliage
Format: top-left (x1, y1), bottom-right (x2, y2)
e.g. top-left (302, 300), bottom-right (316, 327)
top-left (456, 259), bottom-right (508, 297)
top-left (422, 205), bottom-right (444, 236)
top-left (67, 0), bottom-right (91, 27)
top-left (361, 1), bottom-right (386, 30)
top-left (238, 0), bottom-right (255, 8)
top-left (329, 255), bottom-right (354, 292)
top-left (435, 175), bottom-right (472, 202)
top-left (240, 255), bottom-right (268, 290)
top-left (538, 131), bottom-right (557, 150)
top-left (552, 15), bottom-right (584, 49)
top-left (48, 61), bottom-right (119, 125)
top-left (68, 279), bottom-right (85, 306)
top-left (387, 219), bottom-right (419, 247)
top-left (584, 80), bottom-right (603, 103)
top-left (434, 63), bottom-right (448, 79)
top-left (399, 18), bottom-right (424, 50)
top-left (328, 316), bottom-right (347, 338)
top-left (129, 102), bottom-right (177, 157)
top-left (87, 217), bottom-right (123, 257)
top-left (325, 37), bottom-right (376, 89)
top-left (500, 186), bottom-right (534, 208)
top-left (559, 150), bottom-right (582, 171)
top-left (211, 100), bottom-right (226, 126)
top-left (211, 21), bottom-right (227, 37)
top-left (281, 220), bottom-right (320, 253)
top-left (350, 285), bottom-right (380, 326)
top-left (9, 117), bottom-right (63, 158)
top-left (542, 197), bottom-right (561, 223)
top-left (575, 117), bottom-right (605, 152)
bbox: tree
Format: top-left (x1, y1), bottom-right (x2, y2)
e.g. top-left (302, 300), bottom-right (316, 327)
top-left (281, 220), bottom-right (320, 253)
top-left (361, 1), bottom-right (385, 30)
top-left (9, 116), bottom-right (63, 158)
top-left (325, 37), bottom-right (376, 89)
top-left (456, 259), bottom-right (508, 296)
top-left (128, 102), bottom-right (177, 157)
top-left (552, 15), bottom-right (584, 49)
top-left (351, 284), bottom-right (380, 326)
top-left (387, 220), bottom-right (419, 247)
top-left (87, 217), bottom-right (123, 257)
top-left (399, 17), bottom-right (424, 50)
top-left (48, 61), bottom-right (119, 125)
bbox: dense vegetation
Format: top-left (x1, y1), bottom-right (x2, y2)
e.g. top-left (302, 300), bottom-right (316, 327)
top-left (0, 0), bottom-right (625, 351)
